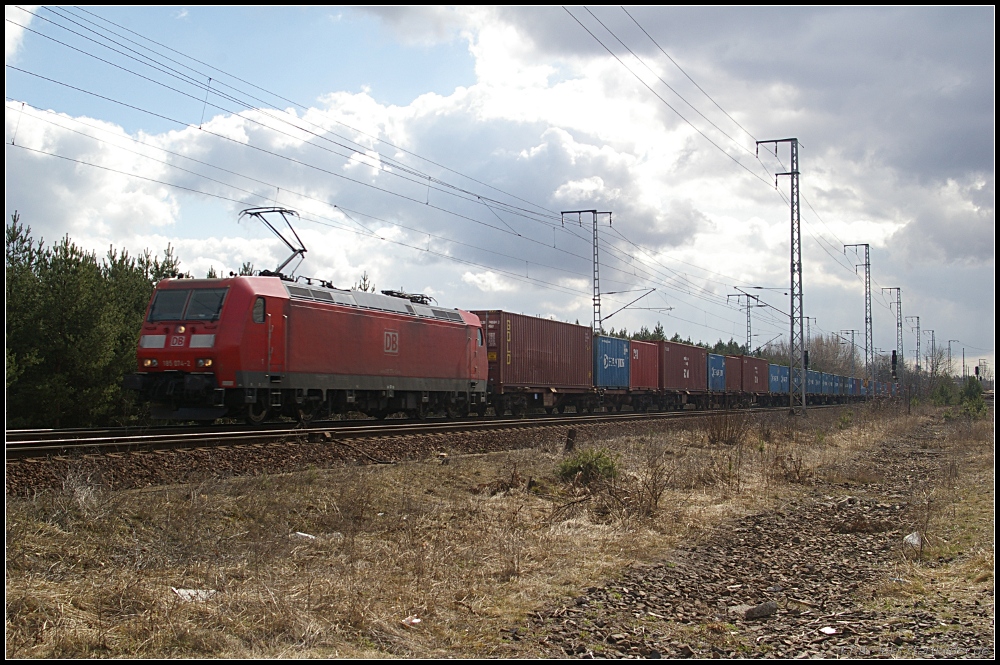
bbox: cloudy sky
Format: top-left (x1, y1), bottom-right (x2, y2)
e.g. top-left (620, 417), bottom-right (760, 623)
top-left (5, 6), bottom-right (995, 375)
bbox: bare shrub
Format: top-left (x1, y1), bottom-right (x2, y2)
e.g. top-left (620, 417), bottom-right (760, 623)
top-left (705, 412), bottom-right (751, 447)
top-left (598, 458), bottom-right (674, 521)
top-left (475, 461), bottom-right (525, 496)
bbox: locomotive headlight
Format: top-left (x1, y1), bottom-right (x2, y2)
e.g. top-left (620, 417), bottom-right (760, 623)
top-left (176, 325), bottom-right (186, 333)
top-left (196, 358), bottom-right (213, 368)
top-left (143, 358), bottom-right (158, 368)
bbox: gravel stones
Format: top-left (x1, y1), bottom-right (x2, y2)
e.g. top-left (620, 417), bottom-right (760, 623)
top-left (519, 420), bottom-right (995, 659)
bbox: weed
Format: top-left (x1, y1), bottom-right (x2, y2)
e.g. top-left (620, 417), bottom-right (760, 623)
top-left (558, 448), bottom-right (618, 485)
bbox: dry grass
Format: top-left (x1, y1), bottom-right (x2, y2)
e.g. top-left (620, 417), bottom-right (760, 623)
top-left (6, 403), bottom-right (982, 658)
top-left (864, 406), bottom-right (994, 628)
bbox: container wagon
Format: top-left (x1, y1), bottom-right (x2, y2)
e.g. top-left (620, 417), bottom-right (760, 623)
top-left (473, 310), bottom-right (593, 415)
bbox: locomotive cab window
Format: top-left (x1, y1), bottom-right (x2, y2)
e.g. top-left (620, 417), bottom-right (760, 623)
top-left (252, 297), bottom-right (265, 324)
top-left (478, 329), bottom-right (484, 346)
top-left (147, 289), bottom-right (189, 322)
top-left (147, 287), bottom-right (229, 322)
top-left (185, 288), bottom-right (228, 321)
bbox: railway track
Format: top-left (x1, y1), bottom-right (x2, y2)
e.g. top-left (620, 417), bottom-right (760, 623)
top-left (5, 405), bottom-right (847, 460)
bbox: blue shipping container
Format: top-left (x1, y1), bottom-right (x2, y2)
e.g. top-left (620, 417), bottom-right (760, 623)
top-left (707, 353), bottom-right (726, 391)
top-left (832, 375), bottom-right (841, 395)
top-left (807, 370), bottom-right (822, 395)
top-left (769, 364), bottom-right (789, 393)
top-left (822, 373), bottom-right (833, 395)
top-left (594, 336), bottom-right (630, 388)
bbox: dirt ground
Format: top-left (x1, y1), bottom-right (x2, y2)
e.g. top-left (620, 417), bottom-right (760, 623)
top-left (517, 413), bottom-right (995, 658)
top-left (5, 404), bottom-right (994, 658)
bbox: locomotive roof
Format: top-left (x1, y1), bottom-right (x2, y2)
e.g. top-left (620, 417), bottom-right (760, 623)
top-left (284, 282), bottom-right (466, 323)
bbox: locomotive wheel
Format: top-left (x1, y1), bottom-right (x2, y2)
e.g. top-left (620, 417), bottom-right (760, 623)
top-left (297, 402), bottom-right (319, 426)
top-left (245, 400), bottom-right (269, 426)
top-left (475, 403), bottom-right (488, 417)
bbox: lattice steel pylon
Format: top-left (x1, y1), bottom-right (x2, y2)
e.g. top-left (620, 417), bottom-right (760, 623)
top-left (728, 289), bottom-right (763, 354)
top-left (758, 138), bottom-right (805, 415)
top-left (840, 329), bottom-right (859, 381)
top-left (906, 315), bottom-right (921, 373)
top-left (882, 287), bottom-right (903, 382)
top-left (845, 243), bottom-right (872, 396)
top-left (561, 209), bottom-right (612, 334)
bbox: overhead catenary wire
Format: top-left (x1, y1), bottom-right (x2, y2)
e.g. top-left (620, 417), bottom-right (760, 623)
top-left (4, 85), bottom-right (758, 337)
top-left (583, 6), bottom-right (756, 157)
top-left (562, 6), bottom-right (775, 189)
top-left (7, 46), bottom-right (765, 331)
top-left (6, 104), bottom-right (766, 337)
top-left (3, 102), bottom-right (597, 284)
top-left (619, 5), bottom-right (757, 143)
top-left (5, 14), bottom-right (563, 231)
top-left (20, 5), bottom-right (565, 229)
top-left (10, 5), bottom-right (795, 330)
top-left (582, 6), bottom-right (899, 318)
top-left (7, 7), bottom-right (897, 342)
top-left (4, 140), bottom-right (604, 300)
top-left (65, 4), bottom-right (564, 220)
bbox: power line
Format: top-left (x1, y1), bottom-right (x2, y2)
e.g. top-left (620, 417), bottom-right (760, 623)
top-left (8, 12), bottom-right (560, 228)
top-left (619, 6), bottom-right (757, 143)
top-left (9, 8), bottom-right (884, 340)
top-left (56, 5), bottom-right (566, 222)
top-left (5, 140), bottom-right (602, 299)
top-left (583, 6), bottom-right (754, 156)
top-left (5, 65), bottom-right (598, 263)
top-left (562, 6), bottom-right (774, 189)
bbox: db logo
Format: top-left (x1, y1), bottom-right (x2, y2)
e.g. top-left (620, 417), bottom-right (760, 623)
top-left (170, 336), bottom-right (185, 347)
top-left (384, 330), bottom-right (399, 355)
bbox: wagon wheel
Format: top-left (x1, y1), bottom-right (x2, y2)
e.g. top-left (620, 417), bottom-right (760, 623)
top-left (297, 401), bottom-right (319, 426)
top-left (245, 399), bottom-right (269, 426)
top-left (556, 404), bottom-right (566, 414)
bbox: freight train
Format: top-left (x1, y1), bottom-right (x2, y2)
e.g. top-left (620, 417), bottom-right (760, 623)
top-left (125, 275), bottom-right (885, 423)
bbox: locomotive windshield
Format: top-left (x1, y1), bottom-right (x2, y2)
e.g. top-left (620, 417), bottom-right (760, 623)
top-left (148, 288), bottom-right (229, 322)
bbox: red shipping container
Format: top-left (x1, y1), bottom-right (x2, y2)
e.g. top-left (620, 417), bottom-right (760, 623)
top-left (657, 341), bottom-right (708, 392)
top-left (629, 340), bottom-right (659, 390)
top-left (472, 311), bottom-right (592, 393)
top-left (725, 355), bottom-right (742, 393)
top-left (742, 356), bottom-right (769, 394)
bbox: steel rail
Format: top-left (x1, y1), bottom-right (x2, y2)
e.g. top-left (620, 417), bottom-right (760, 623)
top-left (5, 405), bottom-right (848, 460)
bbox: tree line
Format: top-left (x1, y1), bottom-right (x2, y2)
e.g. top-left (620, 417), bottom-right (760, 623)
top-left (6, 214), bottom-right (179, 428)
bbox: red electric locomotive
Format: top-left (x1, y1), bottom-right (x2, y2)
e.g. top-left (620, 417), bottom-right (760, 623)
top-left (125, 276), bottom-right (487, 423)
